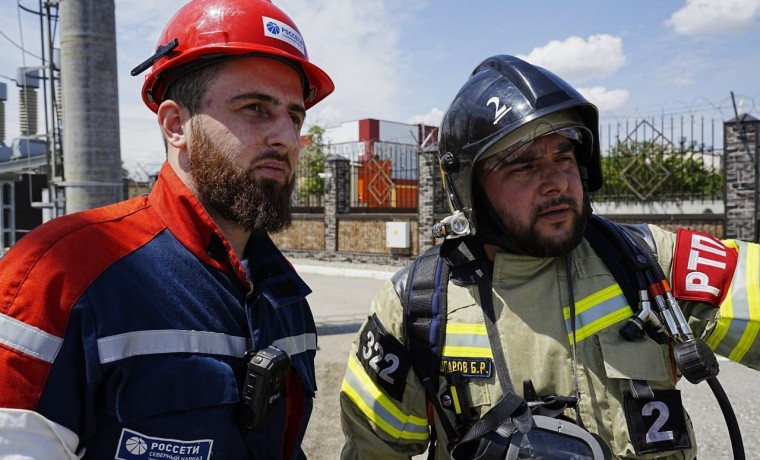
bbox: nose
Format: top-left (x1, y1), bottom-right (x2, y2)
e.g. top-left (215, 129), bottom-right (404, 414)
top-left (265, 112), bottom-right (300, 155)
top-left (539, 162), bottom-right (569, 195)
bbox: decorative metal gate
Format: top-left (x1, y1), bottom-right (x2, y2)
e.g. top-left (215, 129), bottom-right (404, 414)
top-left (594, 116), bottom-right (723, 203)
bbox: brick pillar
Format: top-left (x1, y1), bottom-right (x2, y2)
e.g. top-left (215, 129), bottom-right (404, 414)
top-left (324, 155), bottom-right (350, 252)
top-left (724, 114), bottom-right (760, 241)
top-left (417, 146), bottom-right (437, 252)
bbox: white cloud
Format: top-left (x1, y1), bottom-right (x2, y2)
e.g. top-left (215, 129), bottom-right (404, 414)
top-left (671, 76), bottom-right (695, 86)
top-left (407, 107), bottom-right (443, 127)
top-left (279, 0), bottom-right (425, 121)
top-left (577, 86), bottom-right (630, 112)
top-left (517, 34), bottom-right (626, 84)
top-left (667, 0), bottom-right (760, 36)
top-left (308, 105), bottom-right (343, 128)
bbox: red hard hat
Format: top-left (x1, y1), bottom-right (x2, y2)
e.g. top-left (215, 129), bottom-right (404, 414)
top-left (133, 0), bottom-right (334, 112)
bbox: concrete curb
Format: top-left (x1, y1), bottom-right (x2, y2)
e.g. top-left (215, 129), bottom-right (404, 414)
top-left (292, 263), bottom-right (397, 280)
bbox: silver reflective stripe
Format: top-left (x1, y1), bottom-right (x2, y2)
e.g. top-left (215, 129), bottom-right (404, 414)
top-left (97, 330), bottom-right (249, 364)
top-left (0, 313), bottom-right (62, 363)
top-left (708, 239), bottom-right (760, 361)
top-left (444, 332), bottom-right (490, 349)
top-left (273, 333), bottom-right (317, 356)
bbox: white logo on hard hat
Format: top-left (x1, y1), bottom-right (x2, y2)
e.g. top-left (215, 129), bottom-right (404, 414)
top-left (262, 16), bottom-right (306, 55)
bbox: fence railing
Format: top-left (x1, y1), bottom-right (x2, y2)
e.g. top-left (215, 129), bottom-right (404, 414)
top-left (292, 115), bottom-right (725, 212)
top-left (593, 117), bottom-right (723, 203)
top-left (293, 140), bottom-right (420, 211)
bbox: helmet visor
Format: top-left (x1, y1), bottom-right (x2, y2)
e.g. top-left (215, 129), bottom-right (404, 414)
top-left (477, 127), bottom-right (584, 176)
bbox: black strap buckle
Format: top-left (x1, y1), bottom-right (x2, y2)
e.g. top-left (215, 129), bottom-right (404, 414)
top-left (131, 38), bottom-right (179, 76)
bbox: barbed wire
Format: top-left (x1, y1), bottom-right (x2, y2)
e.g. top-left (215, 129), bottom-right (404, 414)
top-left (600, 94), bottom-right (758, 123)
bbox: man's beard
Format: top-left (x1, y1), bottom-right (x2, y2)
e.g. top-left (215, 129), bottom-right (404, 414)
top-left (498, 197), bottom-right (587, 258)
top-left (188, 121), bottom-right (294, 234)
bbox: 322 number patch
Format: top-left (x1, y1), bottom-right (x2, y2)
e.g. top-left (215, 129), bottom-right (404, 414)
top-left (357, 313), bottom-right (411, 401)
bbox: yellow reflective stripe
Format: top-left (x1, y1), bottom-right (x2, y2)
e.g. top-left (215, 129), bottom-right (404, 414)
top-left (443, 322), bottom-right (492, 358)
top-left (563, 284), bottom-right (630, 343)
top-left (731, 241), bottom-right (760, 361)
top-left (706, 284), bottom-right (732, 350)
top-left (446, 323), bottom-right (487, 335)
top-left (450, 386), bottom-right (462, 414)
top-left (440, 345), bottom-right (493, 358)
top-left (707, 240), bottom-right (760, 362)
top-left (342, 358), bottom-right (429, 441)
top-left (572, 307), bottom-right (631, 342)
top-left (707, 240), bottom-right (738, 351)
top-left (563, 284), bottom-right (621, 319)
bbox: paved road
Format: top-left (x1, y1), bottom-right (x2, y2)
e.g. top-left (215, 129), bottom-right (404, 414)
top-left (297, 268), bottom-right (759, 460)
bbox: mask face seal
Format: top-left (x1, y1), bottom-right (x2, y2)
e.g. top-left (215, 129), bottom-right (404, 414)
top-left (451, 414), bottom-right (610, 460)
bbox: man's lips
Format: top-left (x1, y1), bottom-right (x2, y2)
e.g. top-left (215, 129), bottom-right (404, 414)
top-left (537, 204), bottom-right (572, 221)
top-left (252, 159), bottom-right (291, 180)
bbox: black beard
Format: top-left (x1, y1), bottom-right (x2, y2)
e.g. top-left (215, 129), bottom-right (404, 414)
top-left (502, 197), bottom-right (587, 258)
top-left (188, 121), bottom-right (294, 234)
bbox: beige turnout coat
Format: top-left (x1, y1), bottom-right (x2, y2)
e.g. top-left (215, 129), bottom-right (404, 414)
top-left (340, 225), bottom-right (760, 459)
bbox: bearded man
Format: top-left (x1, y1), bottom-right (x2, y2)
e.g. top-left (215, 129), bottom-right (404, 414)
top-left (0, 1), bottom-right (334, 458)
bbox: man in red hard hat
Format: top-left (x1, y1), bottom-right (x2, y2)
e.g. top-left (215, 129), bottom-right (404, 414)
top-left (0, 1), bottom-right (333, 458)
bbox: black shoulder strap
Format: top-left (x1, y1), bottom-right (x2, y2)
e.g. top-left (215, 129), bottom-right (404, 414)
top-left (400, 238), bottom-right (489, 452)
top-left (402, 243), bottom-right (449, 389)
top-left (401, 243), bottom-right (461, 451)
top-left (401, 237), bottom-right (484, 384)
top-left (584, 215), bottom-right (652, 310)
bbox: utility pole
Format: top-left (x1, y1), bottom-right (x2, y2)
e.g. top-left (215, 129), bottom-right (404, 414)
top-left (60, 0), bottom-right (122, 213)
top-left (45, 0), bottom-right (62, 218)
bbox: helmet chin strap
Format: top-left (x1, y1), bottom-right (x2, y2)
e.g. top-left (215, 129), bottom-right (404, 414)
top-left (472, 166), bottom-right (593, 256)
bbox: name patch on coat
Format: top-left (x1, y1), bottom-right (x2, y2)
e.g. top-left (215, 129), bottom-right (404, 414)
top-left (439, 357), bottom-right (492, 378)
top-left (115, 429), bottom-right (213, 460)
top-left (672, 228), bottom-right (737, 307)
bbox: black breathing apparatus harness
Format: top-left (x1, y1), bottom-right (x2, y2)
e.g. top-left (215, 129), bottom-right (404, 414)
top-left (400, 214), bottom-right (745, 459)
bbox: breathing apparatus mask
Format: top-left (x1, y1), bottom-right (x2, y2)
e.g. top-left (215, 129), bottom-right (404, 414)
top-left (458, 415), bottom-right (608, 460)
top-left (448, 383), bottom-right (610, 460)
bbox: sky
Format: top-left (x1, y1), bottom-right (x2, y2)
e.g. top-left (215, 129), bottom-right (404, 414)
top-left (1, 0), bottom-right (759, 177)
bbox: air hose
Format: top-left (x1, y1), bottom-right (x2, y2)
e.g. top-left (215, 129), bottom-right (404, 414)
top-left (706, 377), bottom-right (745, 460)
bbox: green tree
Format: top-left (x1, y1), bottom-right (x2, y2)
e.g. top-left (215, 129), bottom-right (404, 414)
top-left (297, 125), bottom-right (327, 201)
top-left (595, 141), bottom-right (722, 202)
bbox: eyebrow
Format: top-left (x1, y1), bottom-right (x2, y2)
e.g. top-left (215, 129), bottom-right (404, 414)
top-left (510, 140), bottom-right (575, 164)
top-left (230, 92), bottom-right (306, 118)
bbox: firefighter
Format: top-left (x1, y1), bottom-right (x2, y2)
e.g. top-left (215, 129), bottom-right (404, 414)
top-left (339, 54), bottom-right (759, 459)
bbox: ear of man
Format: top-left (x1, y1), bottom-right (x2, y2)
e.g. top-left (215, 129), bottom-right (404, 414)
top-left (158, 100), bottom-right (193, 175)
top-left (158, 100), bottom-right (191, 151)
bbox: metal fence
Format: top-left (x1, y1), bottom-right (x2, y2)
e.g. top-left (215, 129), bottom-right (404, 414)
top-left (293, 140), bottom-right (420, 211)
top-left (593, 116), bottom-right (723, 203)
top-left (292, 115), bottom-right (726, 212)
